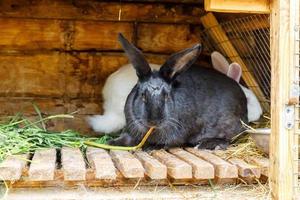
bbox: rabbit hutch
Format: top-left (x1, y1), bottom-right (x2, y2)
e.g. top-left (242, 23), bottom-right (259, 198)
top-left (0, 0), bottom-right (299, 199)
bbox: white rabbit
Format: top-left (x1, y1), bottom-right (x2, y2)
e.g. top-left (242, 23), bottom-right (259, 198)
top-left (88, 63), bottom-right (160, 134)
top-left (211, 51), bottom-right (263, 122)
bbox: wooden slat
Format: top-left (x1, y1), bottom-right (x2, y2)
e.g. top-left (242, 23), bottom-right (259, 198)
top-left (137, 23), bottom-right (200, 54)
top-left (0, 53), bottom-right (65, 97)
top-left (0, 19), bottom-right (133, 52)
top-left (247, 157), bottom-right (269, 177)
top-left (204, 0), bottom-right (270, 14)
top-left (229, 158), bottom-right (261, 179)
top-left (151, 149), bottom-right (192, 179)
top-left (61, 147), bottom-right (86, 181)
top-left (29, 149), bottom-right (56, 181)
top-left (169, 148), bottom-right (214, 180)
top-left (86, 147), bottom-right (117, 179)
top-left (73, 21), bottom-right (133, 50)
top-left (0, 52), bottom-right (170, 98)
top-left (0, 1), bottom-right (203, 24)
top-left (110, 150), bottom-right (144, 178)
top-left (134, 151), bottom-right (167, 179)
top-left (200, 12), bottom-right (269, 112)
top-left (0, 154), bottom-right (28, 180)
top-left (0, 18), bottom-right (63, 51)
top-left (186, 148), bottom-right (238, 179)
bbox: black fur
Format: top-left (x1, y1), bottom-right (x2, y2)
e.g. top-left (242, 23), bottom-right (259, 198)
top-left (109, 34), bottom-right (248, 150)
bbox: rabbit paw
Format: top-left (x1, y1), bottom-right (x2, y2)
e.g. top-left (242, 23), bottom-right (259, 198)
top-left (196, 138), bottom-right (229, 150)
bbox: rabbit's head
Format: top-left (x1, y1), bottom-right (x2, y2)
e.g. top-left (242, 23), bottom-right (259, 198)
top-left (118, 33), bottom-right (201, 127)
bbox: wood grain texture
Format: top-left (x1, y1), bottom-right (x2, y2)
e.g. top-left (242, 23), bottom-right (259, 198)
top-left (247, 157), bottom-right (269, 177)
top-left (86, 147), bottom-right (117, 179)
top-left (186, 148), bottom-right (238, 179)
top-left (134, 151), bottom-right (167, 179)
top-left (0, 52), bottom-right (169, 99)
top-left (0, 53), bottom-right (65, 97)
top-left (0, 0), bottom-right (204, 23)
top-left (73, 21), bottom-right (133, 50)
top-left (29, 149), bottom-right (56, 181)
top-left (228, 158), bottom-right (261, 179)
top-left (137, 23), bottom-right (200, 53)
top-left (110, 150), bottom-right (144, 178)
top-left (269, 0), bottom-right (298, 199)
top-left (61, 147), bottom-right (86, 181)
top-left (0, 18), bottom-right (64, 51)
top-left (205, 0), bottom-right (270, 14)
top-left (169, 148), bottom-right (214, 180)
top-left (0, 154), bottom-right (28, 180)
top-left (0, 18), bottom-right (203, 53)
top-left (151, 149), bottom-right (192, 179)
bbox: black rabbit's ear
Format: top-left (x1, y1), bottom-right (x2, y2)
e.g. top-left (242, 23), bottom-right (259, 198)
top-left (118, 33), bottom-right (151, 80)
top-left (159, 44), bottom-right (202, 81)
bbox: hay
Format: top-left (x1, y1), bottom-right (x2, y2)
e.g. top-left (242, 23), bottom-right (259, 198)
top-left (215, 134), bottom-right (266, 160)
top-left (214, 119), bottom-right (268, 161)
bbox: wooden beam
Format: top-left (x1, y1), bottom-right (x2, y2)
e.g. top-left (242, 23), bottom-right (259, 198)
top-left (269, 0), bottom-right (299, 199)
top-left (200, 12), bottom-right (269, 112)
top-left (204, 0), bottom-right (270, 14)
top-left (0, 0), bottom-right (204, 24)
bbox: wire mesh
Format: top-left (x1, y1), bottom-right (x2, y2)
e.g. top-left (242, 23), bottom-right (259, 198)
top-left (200, 14), bottom-right (271, 105)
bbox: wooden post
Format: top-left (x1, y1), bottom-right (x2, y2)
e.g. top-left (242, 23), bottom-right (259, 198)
top-left (269, 0), bottom-right (299, 199)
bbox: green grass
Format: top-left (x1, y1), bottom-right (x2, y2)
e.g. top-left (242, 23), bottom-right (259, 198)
top-left (0, 111), bottom-right (112, 162)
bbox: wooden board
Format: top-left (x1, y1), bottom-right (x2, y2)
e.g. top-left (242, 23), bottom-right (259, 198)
top-left (137, 23), bottom-right (200, 53)
top-left (186, 148), bottom-right (238, 179)
top-left (0, 0), bottom-right (203, 24)
top-left (151, 149), bottom-right (192, 179)
top-left (86, 147), bottom-right (117, 179)
top-left (168, 148), bottom-right (214, 180)
top-left (61, 147), bottom-right (86, 181)
top-left (0, 53), bottom-right (65, 97)
top-left (205, 0), bottom-right (270, 14)
top-left (29, 149), bottom-right (56, 181)
top-left (0, 18), bottom-right (202, 53)
top-left (73, 21), bottom-right (133, 51)
top-left (134, 151), bottom-right (167, 179)
top-left (0, 18), bottom-right (63, 51)
top-left (0, 154), bottom-right (28, 180)
top-left (110, 150), bottom-right (144, 178)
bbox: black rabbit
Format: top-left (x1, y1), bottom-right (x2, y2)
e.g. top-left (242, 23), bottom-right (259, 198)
top-left (108, 33), bottom-right (248, 150)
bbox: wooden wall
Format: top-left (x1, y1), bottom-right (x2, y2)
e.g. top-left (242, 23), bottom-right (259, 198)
top-left (0, 0), bottom-right (208, 134)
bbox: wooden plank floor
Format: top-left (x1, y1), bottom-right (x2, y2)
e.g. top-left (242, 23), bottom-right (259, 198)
top-left (0, 147), bottom-right (274, 188)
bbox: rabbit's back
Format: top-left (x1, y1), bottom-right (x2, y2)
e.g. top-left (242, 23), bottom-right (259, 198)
top-left (171, 66), bottom-right (248, 144)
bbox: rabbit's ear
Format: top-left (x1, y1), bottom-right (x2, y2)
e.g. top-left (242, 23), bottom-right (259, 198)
top-left (118, 33), bottom-right (151, 80)
top-left (159, 44), bottom-right (202, 81)
top-left (228, 63), bottom-right (242, 82)
top-left (211, 51), bottom-right (230, 74)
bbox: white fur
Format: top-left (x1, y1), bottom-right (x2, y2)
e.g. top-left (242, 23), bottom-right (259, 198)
top-left (211, 51), bottom-right (263, 122)
top-left (88, 63), bottom-right (160, 133)
top-left (240, 85), bottom-right (263, 122)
